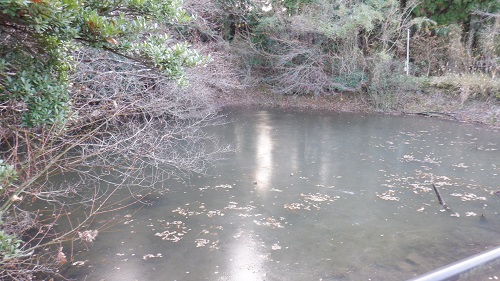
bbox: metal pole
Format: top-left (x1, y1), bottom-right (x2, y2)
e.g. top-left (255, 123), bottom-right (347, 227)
top-left (408, 246), bottom-right (500, 281)
top-left (406, 28), bottom-right (410, 76)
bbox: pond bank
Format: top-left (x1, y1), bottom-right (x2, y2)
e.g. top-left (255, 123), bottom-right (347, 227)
top-left (212, 84), bottom-right (500, 130)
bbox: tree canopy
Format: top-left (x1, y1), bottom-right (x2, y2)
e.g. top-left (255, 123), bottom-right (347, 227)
top-left (413, 0), bottom-right (500, 25)
top-left (0, 0), bottom-right (208, 126)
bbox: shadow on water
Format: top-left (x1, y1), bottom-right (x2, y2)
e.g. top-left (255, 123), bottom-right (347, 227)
top-left (63, 109), bottom-right (500, 281)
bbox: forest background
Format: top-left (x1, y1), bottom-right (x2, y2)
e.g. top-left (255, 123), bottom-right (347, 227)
top-left (0, 0), bottom-right (499, 279)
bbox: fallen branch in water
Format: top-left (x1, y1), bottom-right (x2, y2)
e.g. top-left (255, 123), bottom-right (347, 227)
top-left (405, 111), bottom-right (459, 121)
top-left (432, 184), bottom-right (450, 210)
top-left (431, 184), bottom-right (461, 217)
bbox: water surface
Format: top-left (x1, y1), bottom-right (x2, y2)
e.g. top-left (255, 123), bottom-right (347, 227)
top-left (65, 109), bottom-right (500, 281)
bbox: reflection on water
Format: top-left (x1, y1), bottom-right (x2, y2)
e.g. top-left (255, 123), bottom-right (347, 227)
top-left (227, 229), bottom-right (264, 280)
top-left (65, 109), bottom-right (500, 281)
top-left (254, 111), bottom-right (273, 194)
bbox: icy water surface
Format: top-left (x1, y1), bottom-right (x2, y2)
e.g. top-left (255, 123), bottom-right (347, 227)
top-left (65, 109), bottom-right (500, 281)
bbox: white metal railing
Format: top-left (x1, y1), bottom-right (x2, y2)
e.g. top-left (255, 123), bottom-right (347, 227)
top-left (408, 246), bottom-right (500, 281)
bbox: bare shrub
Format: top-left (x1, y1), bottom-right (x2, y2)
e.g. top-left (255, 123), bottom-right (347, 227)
top-left (265, 44), bottom-right (346, 95)
top-left (446, 24), bottom-right (470, 75)
top-left (181, 0), bottom-right (253, 98)
top-left (409, 12), bottom-right (499, 78)
top-left (367, 54), bottom-right (425, 111)
top-left (224, 0), bottom-right (425, 96)
top-left (410, 28), bottom-right (449, 76)
top-left (0, 47), bottom-right (231, 279)
top-left (187, 40), bottom-right (248, 99)
top-left (473, 12), bottom-right (499, 77)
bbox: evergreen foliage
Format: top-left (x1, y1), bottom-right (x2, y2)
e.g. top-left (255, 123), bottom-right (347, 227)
top-left (413, 0), bottom-right (500, 25)
top-left (0, 0), bottom-right (208, 126)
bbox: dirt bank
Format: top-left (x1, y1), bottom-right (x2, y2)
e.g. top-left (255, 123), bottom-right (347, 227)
top-left (212, 86), bottom-right (500, 130)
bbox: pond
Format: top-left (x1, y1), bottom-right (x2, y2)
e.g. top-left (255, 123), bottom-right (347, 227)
top-left (64, 109), bottom-right (500, 281)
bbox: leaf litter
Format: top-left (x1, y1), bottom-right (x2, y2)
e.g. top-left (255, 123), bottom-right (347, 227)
top-left (154, 221), bottom-right (189, 242)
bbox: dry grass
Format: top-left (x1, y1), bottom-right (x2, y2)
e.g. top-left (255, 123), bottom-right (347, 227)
top-left (428, 74), bottom-right (500, 102)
